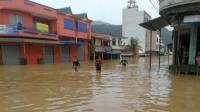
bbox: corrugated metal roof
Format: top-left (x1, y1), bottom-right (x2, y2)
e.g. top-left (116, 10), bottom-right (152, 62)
top-left (140, 17), bottom-right (170, 31)
top-left (74, 13), bottom-right (88, 20)
top-left (58, 7), bottom-right (73, 15)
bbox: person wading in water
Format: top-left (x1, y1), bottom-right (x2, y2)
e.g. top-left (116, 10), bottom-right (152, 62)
top-left (72, 56), bottom-right (80, 72)
top-left (95, 56), bottom-right (102, 73)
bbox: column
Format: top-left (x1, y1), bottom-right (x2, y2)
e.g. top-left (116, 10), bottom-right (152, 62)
top-left (189, 25), bottom-right (198, 64)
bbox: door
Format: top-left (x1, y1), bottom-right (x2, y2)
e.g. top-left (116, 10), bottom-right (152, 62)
top-left (61, 45), bottom-right (69, 63)
top-left (43, 45), bottom-right (54, 64)
top-left (2, 45), bottom-right (20, 65)
top-left (77, 45), bottom-right (84, 61)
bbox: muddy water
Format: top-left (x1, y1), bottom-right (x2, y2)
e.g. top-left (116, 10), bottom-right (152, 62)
top-left (0, 56), bottom-right (200, 112)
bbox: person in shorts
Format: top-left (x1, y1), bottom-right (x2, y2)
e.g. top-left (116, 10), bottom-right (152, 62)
top-left (72, 56), bottom-right (80, 72)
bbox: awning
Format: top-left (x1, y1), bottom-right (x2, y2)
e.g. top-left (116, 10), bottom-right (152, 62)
top-left (139, 17), bottom-right (170, 31)
top-left (0, 38), bottom-right (59, 44)
top-left (106, 50), bottom-right (121, 54)
top-left (60, 40), bottom-right (84, 45)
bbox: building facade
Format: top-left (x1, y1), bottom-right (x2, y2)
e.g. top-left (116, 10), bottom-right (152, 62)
top-left (91, 33), bottom-right (111, 60)
top-left (159, 0), bottom-right (200, 65)
top-left (91, 33), bottom-right (126, 60)
top-left (122, 0), bottom-right (159, 54)
top-left (0, 0), bottom-right (91, 65)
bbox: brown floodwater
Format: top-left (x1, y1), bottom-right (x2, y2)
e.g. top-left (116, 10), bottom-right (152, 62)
top-left (0, 56), bottom-right (200, 112)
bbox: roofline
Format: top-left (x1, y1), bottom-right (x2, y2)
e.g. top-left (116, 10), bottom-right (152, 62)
top-left (24, 0), bottom-right (91, 22)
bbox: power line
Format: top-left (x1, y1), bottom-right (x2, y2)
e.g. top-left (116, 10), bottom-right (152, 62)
top-left (149, 0), bottom-right (159, 13)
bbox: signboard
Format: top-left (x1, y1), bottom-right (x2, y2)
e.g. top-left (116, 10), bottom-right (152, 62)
top-left (184, 15), bottom-right (200, 23)
top-left (0, 25), bottom-right (18, 34)
top-left (36, 22), bottom-right (49, 33)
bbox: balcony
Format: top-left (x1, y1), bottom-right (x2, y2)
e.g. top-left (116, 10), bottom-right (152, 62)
top-left (0, 24), bottom-right (58, 40)
top-left (0, 0), bottom-right (57, 19)
top-left (95, 46), bottom-right (111, 53)
top-left (111, 45), bottom-right (126, 51)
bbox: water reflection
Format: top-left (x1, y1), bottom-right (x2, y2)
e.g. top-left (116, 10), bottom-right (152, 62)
top-left (0, 56), bottom-right (200, 112)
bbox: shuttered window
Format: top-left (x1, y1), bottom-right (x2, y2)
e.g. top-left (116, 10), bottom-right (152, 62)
top-left (64, 19), bottom-right (75, 30)
top-left (77, 22), bottom-right (87, 32)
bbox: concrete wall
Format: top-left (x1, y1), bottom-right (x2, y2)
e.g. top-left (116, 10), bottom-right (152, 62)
top-left (122, 7), bottom-right (157, 53)
top-left (159, 0), bottom-right (200, 12)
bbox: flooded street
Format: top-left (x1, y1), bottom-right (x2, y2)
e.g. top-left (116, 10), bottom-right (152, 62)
top-left (0, 56), bottom-right (200, 112)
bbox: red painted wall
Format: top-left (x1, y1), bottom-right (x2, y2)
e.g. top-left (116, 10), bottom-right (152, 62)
top-left (0, 0), bottom-right (57, 18)
top-left (26, 44), bottom-right (43, 64)
top-left (54, 45), bottom-right (61, 63)
top-left (57, 13), bottom-right (76, 38)
top-left (69, 45), bottom-right (77, 61)
top-left (84, 41), bottom-right (89, 61)
top-left (20, 43), bottom-right (26, 59)
top-left (1, 10), bottom-right (33, 28)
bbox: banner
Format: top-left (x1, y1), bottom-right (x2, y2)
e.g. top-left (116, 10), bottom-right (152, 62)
top-left (36, 22), bottom-right (49, 33)
top-left (0, 24), bottom-right (18, 34)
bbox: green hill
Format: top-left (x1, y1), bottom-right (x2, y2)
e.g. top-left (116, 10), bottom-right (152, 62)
top-left (92, 21), bottom-right (122, 36)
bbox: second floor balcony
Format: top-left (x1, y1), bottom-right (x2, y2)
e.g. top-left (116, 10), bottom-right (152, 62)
top-left (0, 24), bottom-right (58, 40)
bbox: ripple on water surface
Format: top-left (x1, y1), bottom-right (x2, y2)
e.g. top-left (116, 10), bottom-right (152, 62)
top-left (0, 57), bottom-right (200, 112)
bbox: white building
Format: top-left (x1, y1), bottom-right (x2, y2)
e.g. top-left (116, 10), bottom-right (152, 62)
top-left (122, 0), bottom-right (159, 54)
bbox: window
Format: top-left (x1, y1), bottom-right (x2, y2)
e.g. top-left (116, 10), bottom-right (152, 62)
top-left (9, 14), bottom-right (24, 25)
top-left (64, 19), bottom-right (75, 30)
top-left (112, 39), bottom-right (116, 46)
top-left (77, 22), bottom-right (87, 32)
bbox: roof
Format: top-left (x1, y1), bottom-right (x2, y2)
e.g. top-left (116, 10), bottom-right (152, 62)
top-left (92, 33), bottom-right (128, 40)
top-left (75, 13), bottom-right (88, 20)
top-left (139, 17), bottom-right (170, 31)
top-left (58, 7), bottom-right (73, 15)
top-left (92, 33), bottom-right (111, 40)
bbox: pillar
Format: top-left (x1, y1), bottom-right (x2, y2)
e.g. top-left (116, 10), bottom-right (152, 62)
top-left (172, 30), bottom-right (177, 65)
top-left (20, 43), bottom-right (26, 59)
top-left (189, 25), bottom-right (198, 65)
top-left (149, 30), bottom-right (152, 71)
top-left (54, 45), bottom-right (61, 64)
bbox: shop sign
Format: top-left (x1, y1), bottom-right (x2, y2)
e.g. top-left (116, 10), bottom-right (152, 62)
top-left (0, 24), bottom-right (18, 34)
top-left (184, 15), bottom-right (200, 23)
top-left (36, 22), bottom-right (49, 33)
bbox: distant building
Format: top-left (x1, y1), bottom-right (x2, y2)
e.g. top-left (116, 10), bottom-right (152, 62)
top-left (91, 33), bottom-right (127, 60)
top-left (122, 0), bottom-right (160, 54)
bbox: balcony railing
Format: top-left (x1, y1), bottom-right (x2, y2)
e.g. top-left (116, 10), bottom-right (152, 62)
top-left (0, 24), bottom-right (58, 40)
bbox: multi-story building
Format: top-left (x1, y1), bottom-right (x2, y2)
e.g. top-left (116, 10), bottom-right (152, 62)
top-left (141, 0), bottom-right (200, 72)
top-left (91, 33), bottom-right (127, 60)
top-left (122, 0), bottom-right (159, 54)
top-left (159, 0), bottom-right (200, 65)
top-left (0, 0), bottom-right (91, 65)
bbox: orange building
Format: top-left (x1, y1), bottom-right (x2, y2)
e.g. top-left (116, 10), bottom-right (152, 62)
top-left (0, 0), bottom-right (91, 65)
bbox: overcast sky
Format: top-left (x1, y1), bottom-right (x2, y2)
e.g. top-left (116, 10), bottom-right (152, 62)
top-left (30, 0), bottom-right (159, 25)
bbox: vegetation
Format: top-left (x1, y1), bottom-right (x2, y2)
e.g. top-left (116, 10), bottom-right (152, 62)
top-left (92, 21), bottom-right (122, 36)
top-left (128, 37), bottom-right (141, 57)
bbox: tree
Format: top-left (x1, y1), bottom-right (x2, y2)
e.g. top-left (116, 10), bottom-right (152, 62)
top-left (128, 37), bottom-right (141, 57)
